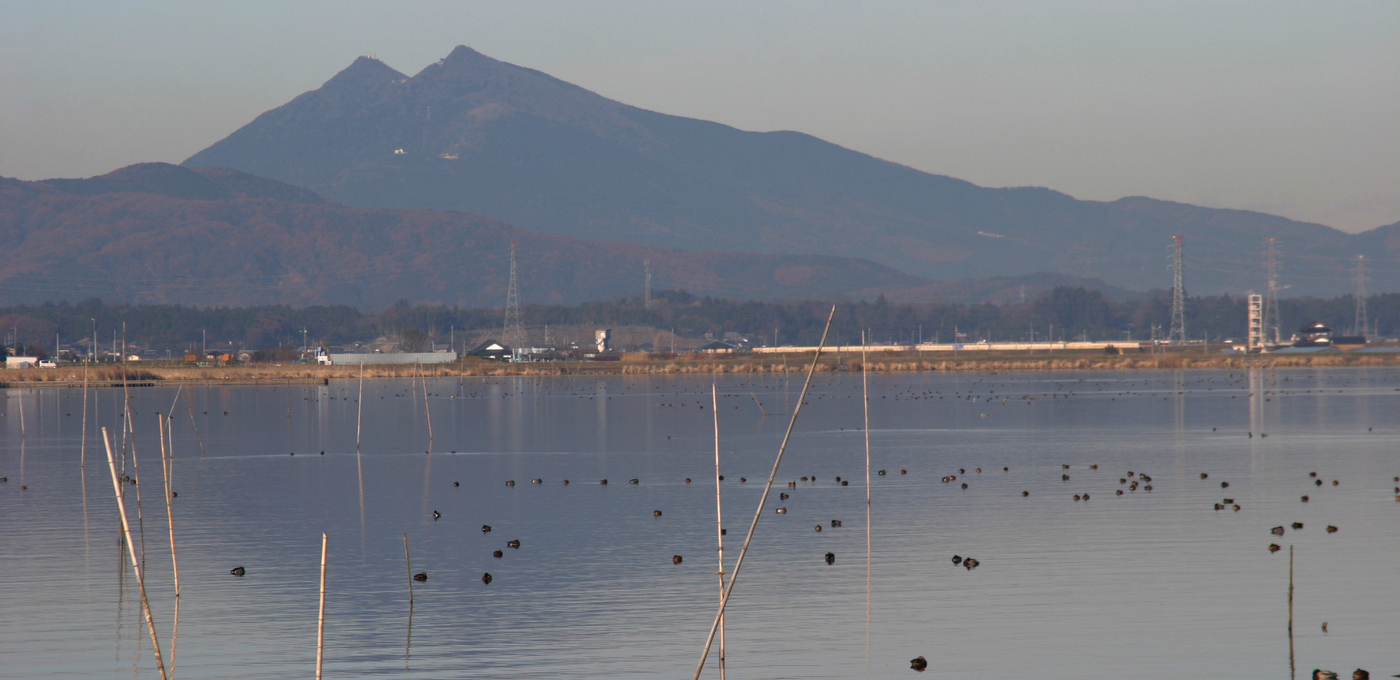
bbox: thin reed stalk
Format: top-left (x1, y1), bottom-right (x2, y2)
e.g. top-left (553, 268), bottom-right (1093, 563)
top-left (158, 414), bottom-right (182, 676)
top-left (102, 428), bottom-right (169, 680)
top-left (691, 305), bottom-right (836, 680)
top-left (316, 532), bottom-right (328, 680)
top-left (80, 363), bottom-right (89, 467)
top-left (421, 363), bottom-right (434, 453)
top-left (1288, 545), bottom-right (1295, 680)
top-left (356, 363), bottom-right (365, 452)
top-left (403, 533), bottom-right (414, 603)
top-left (711, 384), bottom-right (726, 680)
top-left (183, 398), bottom-right (206, 459)
top-left (128, 410), bottom-right (147, 568)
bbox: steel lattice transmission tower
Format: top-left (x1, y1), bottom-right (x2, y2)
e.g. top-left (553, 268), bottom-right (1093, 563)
top-left (1263, 237), bottom-right (1281, 346)
top-left (1353, 255), bottom-right (1369, 338)
top-left (1167, 235), bottom-right (1187, 345)
top-left (503, 241), bottom-right (525, 353)
top-left (643, 259), bottom-right (652, 309)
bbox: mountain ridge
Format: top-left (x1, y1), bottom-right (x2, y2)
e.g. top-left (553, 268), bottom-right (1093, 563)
top-left (1, 163), bottom-right (1138, 308)
top-left (183, 46), bottom-right (1395, 297)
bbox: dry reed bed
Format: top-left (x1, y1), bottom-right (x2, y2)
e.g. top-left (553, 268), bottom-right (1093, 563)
top-left (2, 352), bottom-right (1396, 385)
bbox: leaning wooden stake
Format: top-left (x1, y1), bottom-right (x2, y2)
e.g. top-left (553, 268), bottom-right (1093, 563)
top-left (749, 392), bottom-right (767, 416)
top-left (102, 427), bottom-right (169, 680)
top-left (711, 384), bottom-right (726, 680)
top-left (316, 532), bottom-right (328, 680)
top-left (158, 414), bottom-right (182, 675)
top-left (691, 305), bottom-right (836, 680)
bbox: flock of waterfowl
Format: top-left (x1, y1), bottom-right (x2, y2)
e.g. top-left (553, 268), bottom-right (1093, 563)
top-left (5, 367), bottom-right (1400, 677)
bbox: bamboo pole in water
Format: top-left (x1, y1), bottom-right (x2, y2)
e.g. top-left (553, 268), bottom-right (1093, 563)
top-left (691, 305), bottom-right (836, 680)
top-left (711, 384), bottom-right (726, 680)
top-left (356, 363), bottom-right (365, 453)
top-left (749, 392), bottom-right (767, 416)
top-left (316, 532), bottom-right (328, 680)
top-left (862, 331), bottom-right (872, 669)
top-left (129, 410), bottom-right (148, 568)
top-left (102, 427), bottom-right (170, 680)
top-left (80, 362), bottom-right (89, 468)
top-left (158, 414), bottom-right (182, 675)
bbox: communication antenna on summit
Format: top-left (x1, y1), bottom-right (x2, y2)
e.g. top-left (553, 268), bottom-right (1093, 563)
top-left (1263, 238), bottom-right (1281, 346)
top-left (1353, 255), bottom-right (1369, 338)
top-left (644, 259), bottom-right (652, 309)
top-left (1167, 236), bottom-right (1186, 345)
top-left (503, 241), bottom-right (525, 354)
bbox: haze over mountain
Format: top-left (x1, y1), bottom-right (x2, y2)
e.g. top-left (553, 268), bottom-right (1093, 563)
top-left (184, 46), bottom-right (1398, 298)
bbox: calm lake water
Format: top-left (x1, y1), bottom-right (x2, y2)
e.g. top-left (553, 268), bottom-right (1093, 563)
top-left (2, 367), bottom-right (1398, 679)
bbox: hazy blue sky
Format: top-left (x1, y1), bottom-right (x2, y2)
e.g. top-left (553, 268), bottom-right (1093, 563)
top-left (2, 1), bottom-right (1397, 231)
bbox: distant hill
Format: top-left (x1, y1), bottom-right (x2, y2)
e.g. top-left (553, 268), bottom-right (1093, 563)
top-left (184, 46), bottom-right (1398, 297)
top-left (0, 164), bottom-right (949, 307)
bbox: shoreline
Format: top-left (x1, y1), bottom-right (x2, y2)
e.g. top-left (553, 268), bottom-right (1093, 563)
top-left (3, 350), bottom-right (1397, 386)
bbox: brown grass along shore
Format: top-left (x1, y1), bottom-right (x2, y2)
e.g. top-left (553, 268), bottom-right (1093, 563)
top-left (2, 349), bottom-right (1397, 386)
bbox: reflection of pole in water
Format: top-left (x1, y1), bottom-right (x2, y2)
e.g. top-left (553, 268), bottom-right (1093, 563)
top-left (403, 533), bottom-right (415, 670)
top-left (1173, 369), bottom-right (1186, 433)
top-left (1249, 367), bottom-right (1264, 436)
top-left (1287, 545), bottom-right (1295, 680)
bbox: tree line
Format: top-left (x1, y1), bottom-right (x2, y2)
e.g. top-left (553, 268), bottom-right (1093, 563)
top-left (0, 288), bottom-right (1392, 357)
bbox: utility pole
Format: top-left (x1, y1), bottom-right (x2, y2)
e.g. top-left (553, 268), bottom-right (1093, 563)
top-left (1263, 238), bottom-right (1281, 345)
top-left (1353, 255), bottom-right (1369, 338)
top-left (1167, 236), bottom-right (1186, 345)
top-left (301, 328), bottom-right (309, 355)
top-left (644, 259), bottom-right (652, 309)
top-left (503, 241), bottom-right (525, 355)
top-left (91, 318), bottom-right (97, 363)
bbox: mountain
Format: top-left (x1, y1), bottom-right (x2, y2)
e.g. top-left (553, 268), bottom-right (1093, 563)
top-left (0, 164), bottom-right (939, 307)
top-left (184, 46), bottom-right (1397, 297)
